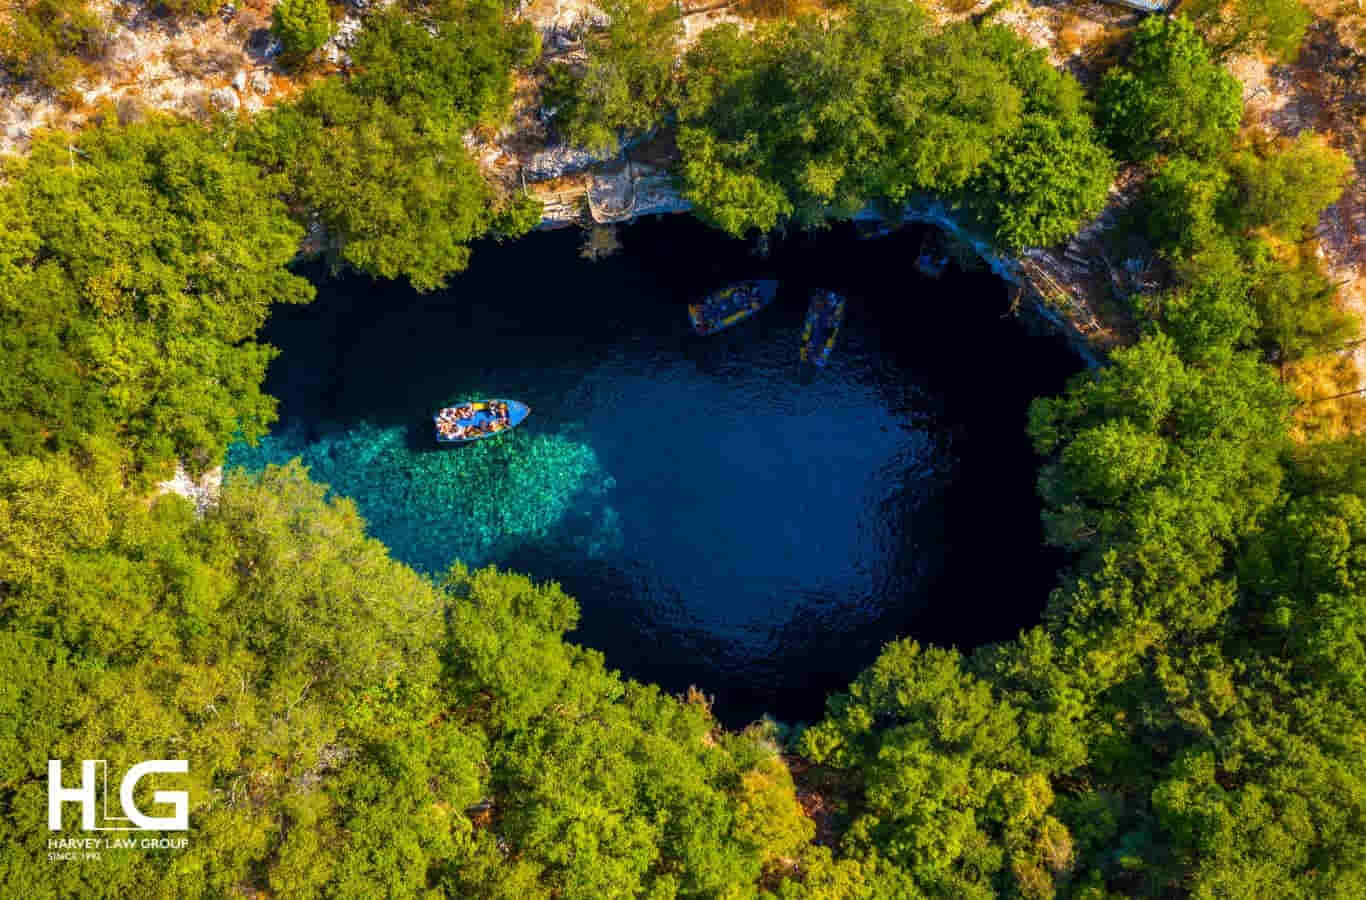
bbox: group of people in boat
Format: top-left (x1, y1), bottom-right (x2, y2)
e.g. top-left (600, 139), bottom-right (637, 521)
top-left (436, 401), bottom-right (511, 440)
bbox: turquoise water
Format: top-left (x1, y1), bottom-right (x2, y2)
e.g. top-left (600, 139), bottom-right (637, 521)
top-left (229, 422), bottom-right (621, 572)
top-left (231, 217), bottom-right (1080, 726)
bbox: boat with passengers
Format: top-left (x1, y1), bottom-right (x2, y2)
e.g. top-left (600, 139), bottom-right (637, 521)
top-left (434, 399), bottom-right (530, 444)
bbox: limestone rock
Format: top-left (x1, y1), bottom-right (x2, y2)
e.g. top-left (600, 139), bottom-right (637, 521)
top-left (251, 70), bottom-right (274, 95)
top-left (156, 464), bottom-right (223, 516)
top-left (210, 86), bottom-right (240, 113)
top-left (524, 142), bottom-right (617, 181)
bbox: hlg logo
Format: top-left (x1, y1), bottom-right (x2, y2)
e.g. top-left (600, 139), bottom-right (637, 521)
top-left (48, 760), bottom-right (189, 831)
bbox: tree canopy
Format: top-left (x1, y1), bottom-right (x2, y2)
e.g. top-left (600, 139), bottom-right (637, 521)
top-left (672, 2), bottom-right (1112, 246)
top-left (0, 3), bottom-right (1364, 897)
top-left (272, 0), bottom-right (334, 60)
top-left (542, 0), bottom-right (682, 154)
top-left (0, 457), bottom-right (812, 898)
top-left (0, 120), bottom-right (312, 476)
top-left (242, 0), bottom-right (542, 290)
top-left (1098, 16), bottom-right (1244, 161)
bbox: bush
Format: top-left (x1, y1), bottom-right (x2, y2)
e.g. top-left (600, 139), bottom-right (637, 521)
top-left (972, 113), bottom-right (1114, 249)
top-left (1182, 0), bottom-right (1312, 61)
top-left (1225, 132), bottom-right (1353, 238)
top-left (244, 80), bottom-right (519, 290)
top-left (0, 0), bottom-right (104, 91)
top-left (350, 0), bottom-right (538, 131)
top-left (1098, 16), bottom-right (1243, 161)
top-left (271, 0), bottom-right (333, 59)
top-left (1143, 155), bottom-right (1231, 253)
top-left (541, 0), bottom-right (681, 154)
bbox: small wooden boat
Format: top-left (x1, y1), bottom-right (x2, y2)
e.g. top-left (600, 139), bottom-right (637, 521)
top-left (434, 399), bottom-right (530, 444)
top-left (688, 279), bottom-right (778, 336)
top-left (800, 289), bottom-right (846, 367)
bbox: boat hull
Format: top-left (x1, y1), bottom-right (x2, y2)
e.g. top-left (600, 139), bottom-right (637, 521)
top-left (800, 289), bottom-right (846, 367)
top-left (434, 399), bottom-right (531, 444)
top-left (688, 279), bottom-right (779, 336)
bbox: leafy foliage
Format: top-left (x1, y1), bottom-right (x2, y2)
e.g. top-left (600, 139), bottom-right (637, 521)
top-left (674, 1), bottom-right (1112, 246)
top-left (0, 0), bottom-right (104, 90)
top-left (1030, 335), bottom-right (1289, 594)
top-left (350, 0), bottom-right (539, 131)
top-left (1224, 132), bottom-right (1354, 238)
top-left (271, 0), bottom-right (334, 59)
top-left (0, 119), bottom-right (311, 476)
top-left (245, 82), bottom-right (497, 290)
top-left (0, 457), bottom-right (802, 897)
top-left (1098, 16), bottom-right (1243, 161)
top-left (1182, 0), bottom-right (1313, 61)
top-left (1, 4), bottom-right (1364, 898)
top-left (542, 0), bottom-right (681, 154)
top-left (801, 641), bottom-right (1072, 898)
top-left (245, 0), bottom-right (541, 290)
top-left (1133, 126), bottom-right (1354, 363)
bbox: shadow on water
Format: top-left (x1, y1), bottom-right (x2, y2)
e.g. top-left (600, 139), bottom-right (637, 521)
top-left (233, 215), bottom-right (1081, 728)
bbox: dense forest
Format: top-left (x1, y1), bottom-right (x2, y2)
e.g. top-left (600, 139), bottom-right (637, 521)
top-left (1, 0), bottom-right (1364, 896)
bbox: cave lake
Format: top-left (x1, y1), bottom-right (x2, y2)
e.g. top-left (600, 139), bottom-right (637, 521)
top-left (228, 215), bottom-right (1081, 727)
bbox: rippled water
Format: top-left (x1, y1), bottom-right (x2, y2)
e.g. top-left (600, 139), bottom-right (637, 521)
top-left (230, 216), bottom-right (1080, 726)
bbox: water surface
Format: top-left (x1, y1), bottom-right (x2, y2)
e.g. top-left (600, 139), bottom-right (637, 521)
top-left (230, 217), bottom-right (1080, 726)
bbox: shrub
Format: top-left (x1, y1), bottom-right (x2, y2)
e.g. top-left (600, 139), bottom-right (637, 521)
top-left (271, 0), bottom-right (333, 59)
top-left (1224, 132), bottom-right (1353, 238)
top-left (350, 0), bottom-right (538, 131)
top-left (1098, 16), bottom-right (1243, 161)
top-left (540, 0), bottom-right (680, 154)
top-left (0, 0), bottom-right (104, 91)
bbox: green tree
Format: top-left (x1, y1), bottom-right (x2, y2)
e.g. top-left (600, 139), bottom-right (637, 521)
top-left (1098, 17), bottom-right (1243, 161)
top-left (1224, 132), bottom-right (1354, 238)
top-left (1182, 0), bottom-right (1313, 61)
top-left (0, 456), bottom-right (814, 896)
top-left (244, 81), bottom-right (527, 291)
top-left (271, 0), bottom-right (334, 59)
top-left (800, 641), bottom-right (1073, 898)
top-left (1248, 244), bottom-right (1357, 360)
top-left (1030, 334), bottom-right (1289, 598)
top-left (0, 0), bottom-right (104, 90)
top-left (971, 113), bottom-right (1114, 249)
top-left (543, 0), bottom-right (681, 154)
top-left (0, 119), bottom-right (311, 474)
top-left (1139, 242), bottom-right (1259, 362)
top-left (1142, 155), bottom-right (1231, 253)
top-left (350, 0), bottom-right (539, 131)
top-left (676, 3), bottom-right (1109, 243)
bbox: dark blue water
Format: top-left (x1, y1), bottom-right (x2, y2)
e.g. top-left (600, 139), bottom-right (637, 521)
top-left (231, 216), bottom-right (1080, 727)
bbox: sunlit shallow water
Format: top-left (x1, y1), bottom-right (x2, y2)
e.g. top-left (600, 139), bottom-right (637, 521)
top-left (229, 217), bottom-right (1080, 726)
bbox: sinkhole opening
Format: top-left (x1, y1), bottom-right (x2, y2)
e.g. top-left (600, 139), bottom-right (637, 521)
top-left (231, 214), bottom-right (1083, 727)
